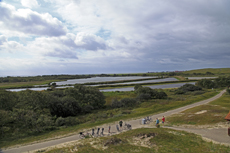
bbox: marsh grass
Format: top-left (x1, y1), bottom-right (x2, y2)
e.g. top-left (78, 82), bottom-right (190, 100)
top-left (167, 93), bottom-right (230, 126)
top-left (42, 128), bottom-right (230, 153)
top-left (0, 80), bottom-right (58, 89)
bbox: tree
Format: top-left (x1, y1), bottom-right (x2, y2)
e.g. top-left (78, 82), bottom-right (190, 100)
top-left (134, 84), bottom-right (142, 91)
top-left (135, 87), bottom-right (167, 99)
top-left (0, 90), bottom-right (17, 111)
top-left (49, 96), bottom-right (81, 117)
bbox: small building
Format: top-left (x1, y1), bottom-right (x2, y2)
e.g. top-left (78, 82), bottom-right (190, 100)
top-left (225, 111), bottom-right (230, 121)
top-left (225, 111), bottom-right (230, 136)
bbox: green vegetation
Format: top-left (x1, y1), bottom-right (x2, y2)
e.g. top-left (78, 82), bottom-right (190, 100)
top-left (1, 68), bottom-right (229, 150)
top-left (0, 86), bottom-right (218, 148)
top-left (175, 84), bottom-right (202, 94)
top-left (182, 68), bottom-right (230, 76)
top-left (196, 76), bottom-right (230, 89)
top-left (0, 75), bottom-right (93, 83)
top-left (167, 93), bottom-right (230, 126)
top-left (40, 128), bottom-right (230, 153)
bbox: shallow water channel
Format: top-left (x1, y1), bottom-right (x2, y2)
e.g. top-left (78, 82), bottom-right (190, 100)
top-left (7, 82), bottom-right (195, 92)
top-left (100, 82), bottom-right (195, 92)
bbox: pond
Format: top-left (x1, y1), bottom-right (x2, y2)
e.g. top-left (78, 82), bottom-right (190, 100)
top-left (91, 77), bottom-right (178, 86)
top-left (54, 76), bottom-right (158, 85)
top-left (6, 82), bottom-right (195, 92)
top-left (100, 82), bottom-right (196, 92)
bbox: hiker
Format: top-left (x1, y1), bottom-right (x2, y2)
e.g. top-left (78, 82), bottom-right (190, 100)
top-left (116, 124), bottom-right (120, 131)
top-left (119, 120), bottom-right (123, 130)
top-left (162, 116), bottom-right (165, 126)
top-left (108, 126), bottom-right (111, 133)
top-left (101, 128), bottom-right (104, 135)
top-left (156, 118), bottom-right (159, 126)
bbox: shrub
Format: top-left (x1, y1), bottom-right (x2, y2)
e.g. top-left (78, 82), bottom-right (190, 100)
top-left (136, 93), bottom-right (151, 101)
top-left (175, 90), bottom-right (185, 95)
top-left (111, 98), bottom-right (123, 108)
top-left (120, 98), bottom-right (137, 107)
top-left (214, 76), bottom-right (230, 87)
top-left (136, 87), bottom-right (167, 99)
top-left (64, 117), bottom-right (80, 126)
top-left (156, 91), bottom-right (168, 99)
top-left (196, 79), bottom-right (216, 89)
top-left (134, 84), bottom-right (142, 91)
top-left (227, 88), bottom-right (230, 94)
top-left (178, 84), bottom-right (202, 92)
top-left (55, 117), bottom-right (65, 126)
top-left (192, 91), bottom-right (206, 95)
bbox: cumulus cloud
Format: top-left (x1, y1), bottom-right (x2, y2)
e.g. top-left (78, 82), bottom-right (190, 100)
top-left (74, 32), bottom-right (107, 51)
top-left (0, 35), bottom-right (7, 45)
top-left (0, 2), bottom-right (66, 37)
top-left (25, 32), bottom-right (109, 59)
top-left (0, 35), bottom-right (24, 52)
top-left (21, 0), bottom-right (39, 8)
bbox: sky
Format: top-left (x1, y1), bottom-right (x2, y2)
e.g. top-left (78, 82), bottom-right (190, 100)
top-left (0, 0), bottom-right (230, 76)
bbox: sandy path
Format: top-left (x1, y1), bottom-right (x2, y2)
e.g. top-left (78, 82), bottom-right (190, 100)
top-left (1, 90), bottom-right (227, 153)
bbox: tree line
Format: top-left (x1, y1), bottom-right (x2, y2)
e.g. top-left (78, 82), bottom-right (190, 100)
top-left (196, 76), bottom-right (230, 89)
top-left (0, 85), bottom-right (105, 138)
top-left (111, 85), bottom-right (168, 108)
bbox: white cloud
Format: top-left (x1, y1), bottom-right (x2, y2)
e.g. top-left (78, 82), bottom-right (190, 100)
top-left (0, 2), bottom-right (66, 37)
top-left (21, 0), bottom-right (39, 8)
top-left (74, 32), bottom-right (107, 51)
top-left (0, 35), bottom-right (24, 53)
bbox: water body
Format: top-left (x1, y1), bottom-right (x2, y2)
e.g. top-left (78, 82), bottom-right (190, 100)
top-left (6, 86), bottom-right (73, 92)
top-left (91, 77), bottom-right (178, 86)
top-left (6, 82), bottom-right (195, 92)
top-left (100, 82), bottom-right (196, 92)
top-left (55, 76), bottom-right (158, 85)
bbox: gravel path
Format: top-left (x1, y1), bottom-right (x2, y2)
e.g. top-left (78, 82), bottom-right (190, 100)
top-left (1, 90), bottom-right (227, 153)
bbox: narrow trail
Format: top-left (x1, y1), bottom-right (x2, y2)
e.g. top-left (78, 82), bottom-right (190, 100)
top-left (2, 90), bottom-right (227, 153)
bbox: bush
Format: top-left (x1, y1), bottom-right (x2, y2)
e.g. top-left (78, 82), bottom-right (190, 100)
top-left (55, 117), bottom-right (65, 126)
top-left (134, 84), bottom-right (142, 91)
top-left (227, 88), bottom-right (230, 94)
top-left (111, 98), bottom-right (123, 108)
top-left (120, 98), bottom-right (137, 107)
top-left (136, 93), bottom-right (151, 101)
top-left (64, 117), bottom-right (80, 126)
top-left (175, 90), bottom-right (185, 94)
top-left (136, 87), bottom-right (167, 99)
top-left (214, 76), bottom-right (230, 87)
top-left (178, 84), bottom-right (202, 92)
top-left (196, 79), bottom-right (216, 89)
top-left (111, 98), bottom-right (137, 108)
top-left (192, 91), bottom-right (206, 95)
top-left (156, 91), bottom-right (168, 99)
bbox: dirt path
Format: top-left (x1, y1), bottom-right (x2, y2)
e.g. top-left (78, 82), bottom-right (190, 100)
top-left (2, 90), bottom-right (227, 153)
top-left (167, 127), bottom-right (230, 146)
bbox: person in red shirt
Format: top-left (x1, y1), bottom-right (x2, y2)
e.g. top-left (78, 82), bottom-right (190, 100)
top-left (162, 116), bottom-right (165, 126)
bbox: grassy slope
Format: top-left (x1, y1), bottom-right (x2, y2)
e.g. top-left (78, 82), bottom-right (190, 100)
top-left (184, 68), bottom-right (230, 74)
top-left (43, 128), bottom-right (230, 153)
top-left (167, 93), bottom-right (230, 126)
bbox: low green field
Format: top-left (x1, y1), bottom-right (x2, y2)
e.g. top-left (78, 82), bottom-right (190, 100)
top-left (183, 68), bottom-right (230, 75)
top-left (0, 80), bottom-right (55, 89)
top-left (167, 93), bottom-right (230, 126)
top-left (40, 128), bottom-right (230, 153)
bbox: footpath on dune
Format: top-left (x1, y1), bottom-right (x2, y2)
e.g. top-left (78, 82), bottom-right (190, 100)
top-left (2, 90), bottom-right (228, 153)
